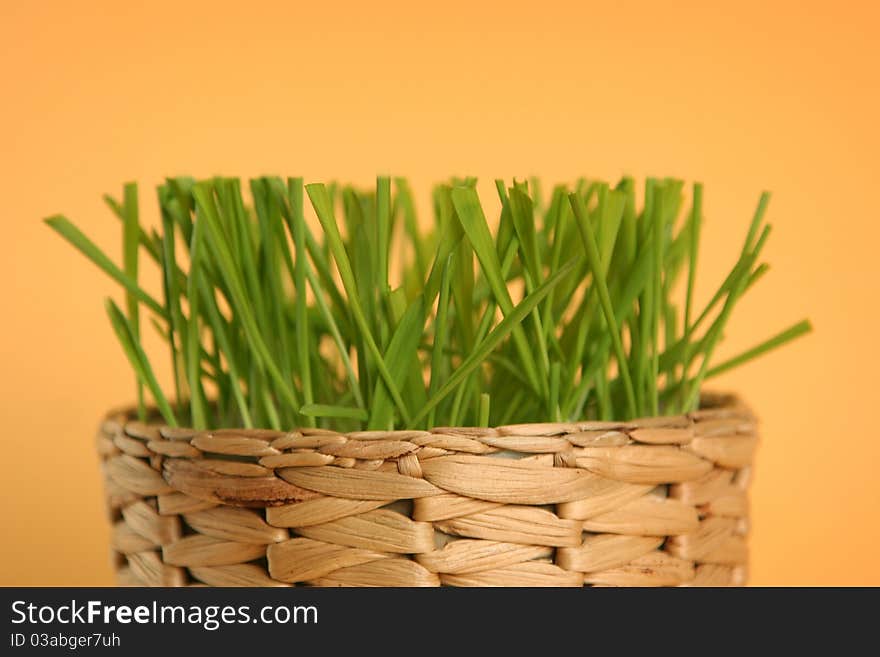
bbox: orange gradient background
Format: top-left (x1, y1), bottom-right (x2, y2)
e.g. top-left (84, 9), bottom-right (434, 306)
top-left (1, 1), bottom-right (878, 585)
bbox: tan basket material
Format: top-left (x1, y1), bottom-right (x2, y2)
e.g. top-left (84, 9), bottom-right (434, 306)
top-left (98, 392), bottom-right (754, 587)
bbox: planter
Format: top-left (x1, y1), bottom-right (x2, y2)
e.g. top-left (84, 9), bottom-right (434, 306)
top-left (98, 391), bottom-right (756, 587)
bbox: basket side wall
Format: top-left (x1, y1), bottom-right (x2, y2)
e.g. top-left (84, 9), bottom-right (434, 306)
top-left (97, 393), bottom-right (755, 587)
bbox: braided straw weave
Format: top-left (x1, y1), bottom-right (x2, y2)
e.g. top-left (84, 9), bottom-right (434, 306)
top-left (97, 392), bottom-right (755, 587)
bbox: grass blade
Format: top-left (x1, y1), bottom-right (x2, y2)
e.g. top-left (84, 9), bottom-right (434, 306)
top-left (427, 252), bottom-right (455, 427)
top-left (450, 186), bottom-right (543, 396)
top-left (194, 182), bottom-right (301, 412)
top-left (306, 183), bottom-right (412, 425)
top-left (683, 224), bottom-right (773, 410)
top-left (197, 278), bottom-right (253, 427)
top-left (185, 218), bottom-right (208, 429)
top-left (680, 183), bottom-right (703, 404)
top-left (105, 299), bottom-right (177, 426)
top-left (707, 319), bottom-right (812, 379)
top-left (413, 258), bottom-right (576, 425)
top-left (300, 404), bottom-right (369, 422)
top-left (45, 216), bottom-right (166, 318)
top-left (650, 184), bottom-right (665, 416)
top-left (157, 189), bottom-right (188, 416)
top-left (377, 176), bottom-right (392, 295)
top-left (287, 178), bottom-right (315, 426)
top-left (121, 183), bottom-right (145, 421)
top-left (394, 178), bottom-right (428, 281)
top-left (368, 295), bottom-right (426, 429)
top-left (569, 193), bottom-right (637, 418)
top-left (479, 393), bottom-right (491, 427)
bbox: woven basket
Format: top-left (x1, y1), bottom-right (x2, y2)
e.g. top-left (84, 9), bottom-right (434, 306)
top-left (97, 392), bottom-right (755, 587)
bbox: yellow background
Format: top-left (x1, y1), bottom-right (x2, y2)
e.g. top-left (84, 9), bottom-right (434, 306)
top-left (2, 1), bottom-right (878, 585)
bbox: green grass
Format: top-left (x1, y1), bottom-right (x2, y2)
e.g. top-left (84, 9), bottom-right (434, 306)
top-left (46, 176), bottom-right (811, 430)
